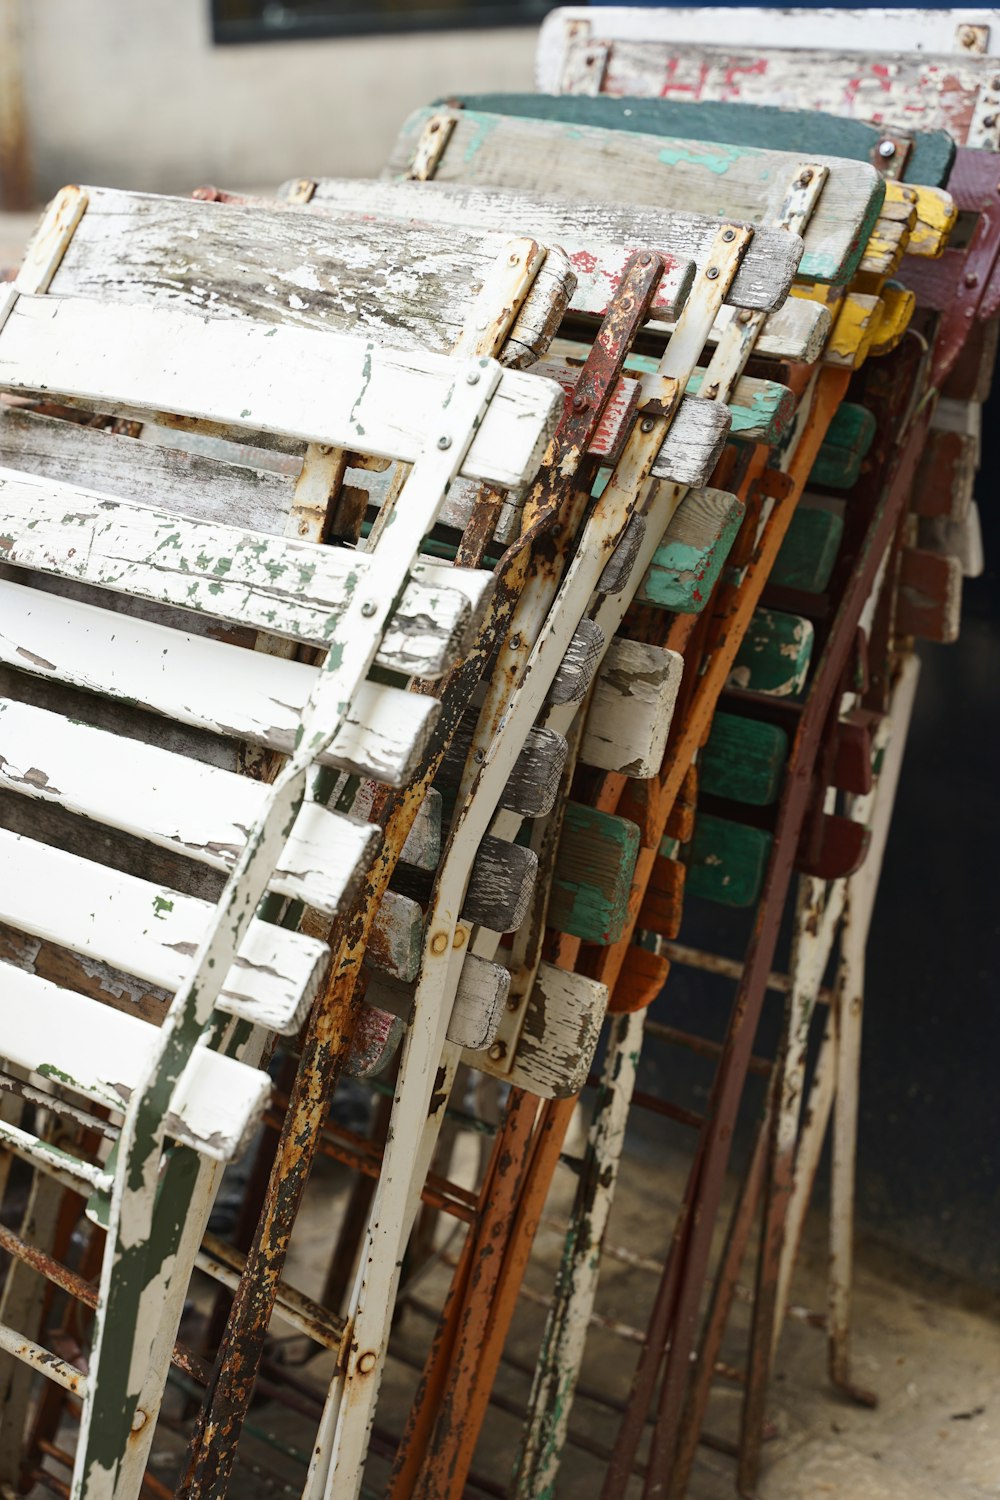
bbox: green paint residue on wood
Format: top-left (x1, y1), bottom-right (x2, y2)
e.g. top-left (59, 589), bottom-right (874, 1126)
top-left (730, 608), bottom-right (814, 697)
top-left (152, 895), bottom-right (174, 920)
top-left (771, 508), bottom-right (843, 594)
top-left (685, 812), bottom-right (772, 908)
top-left (700, 712), bottom-right (788, 807)
top-left (657, 139), bottom-right (748, 176)
top-left (549, 803), bottom-right (640, 944)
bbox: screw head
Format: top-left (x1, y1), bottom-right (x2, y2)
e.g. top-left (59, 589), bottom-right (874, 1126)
top-left (437, 435), bottom-right (452, 450)
top-left (964, 271), bottom-right (979, 288)
top-left (878, 140), bottom-right (896, 160)
top-left (488, 1041), bottom-right (507, 1062)
top-left (509, 634), bottom-right (521, 651)
top-left (706, 266), bottom-right (720, 280)
top-left (357, 1351), bottom-right (377, 1374)
top-left (798, 169), bottom-right (814, 186)
top-left (722, 228), bottom-right (736, 242)
top-left (473, 748), bottom-right (485, 763)
top-left (430, 931), bottom-right (449, 955)
top-left (572, 393), bottom-right (589, 412)
top-left (508, 251), bottom-right (521, 266)
top-left (466, 369), bottom-right (480, 385)
top-left (640, 417), bottom-right (656, 433)
top-left (637, 251), bottom-right (653, 266)
top-left (360, 600), bottom-right (377, 617)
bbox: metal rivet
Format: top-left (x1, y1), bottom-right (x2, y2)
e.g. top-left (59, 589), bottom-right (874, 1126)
top-left (738, 308), bottom-right (754, 324)
top-left (430, 932), bottom-right (448, 955)
top-left (473, 748), bottom-right (485, 763)
top-left (466, 369), bottom-right (480, 384)
top-left (637, 251), bottom-right (653, 266)
top-left (316, 443), bottom-right (332, 455)
top-left (985, 116), bottom-right (998, 129)
top-left (357, 1351), bottom-right (377, 1374)
top-left (360, 600), bottom-right (377, 618)
top-left (572, 394), bottom-right (589, 412)
top-left (452, 928), bottom-right (466, 949)
top-left (706, 266), bottom-right (720, 280)
top-left (488, 1041), bottom-right (507, 1062)
top-left (509, 634), bottom-right (521, 651)
top-left (877, 140), bottom-right (896, 160)
top-left (722, 228), bottom-right (736, 242)
top-left (798, 169), bottom-right (814, 185)
top-left (508, 252), bottom-right (521, 266)
top-left (640, 417), bottom-right (656, 433)
top-left (437, 435), bottom-right (452, 450)
top-left (131, 1410), bottom-right (148, 1432)
top-left (965, 271), bottom-right (979, 288)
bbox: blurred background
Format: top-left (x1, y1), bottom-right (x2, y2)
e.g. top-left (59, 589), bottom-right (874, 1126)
top-left (0, 0), bottom-right (995, 1297)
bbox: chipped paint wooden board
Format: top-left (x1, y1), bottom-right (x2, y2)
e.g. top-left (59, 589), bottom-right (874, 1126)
top-left (394, 834), bottom-right (538, 934)
top-left (685, 812), bottom-right (774, 908)
top-left (386, 112), bottom-right (804, 311)
top-left (657, 294), bottom-right (832, 363)
top-left (548, 618), bottom-right (606, 705)
top-left (548, 803), bottom-right (642, 945)
top-left (920, 503), bottom-right (984, 578)
top-left (392, 106), bottom-right (883, 286)
top-left (0, 295), bottom-right (562, 489)
top-left (0, 695), bottom-right (381, 918)
top-left (280, 175), bottom-right (695, 322)
top-left (637, 487), bottom-right (745, 613)
top-left (535, 8), bottom-right (1000, 151)
top-left (0, 961), bottom-right (270, 1162)
top-left (896, 545), bottom-right (963, 642)
top-left (580, 637), bottom-right (684, 776)
top-left (728, 608), bottom-right (815, 697)
top-left (438, 718), bottom-right (568, 819)
top-left (0, 580), bottom-right (441, 786)
top-left (700, 713), bottom-right (789, 806)
top-left (36, 184), bottom-right (573, 371)
top-left (366, 953), bottom-right (510, 1051)
top-left (466, 962), bottom-right (609, 1098)
top-left (450, 91), bottom-right (958, 190)
top-left (0, 830), bottom-right (327, 1036)
top-left (770, 504), bottom-right (844, 593)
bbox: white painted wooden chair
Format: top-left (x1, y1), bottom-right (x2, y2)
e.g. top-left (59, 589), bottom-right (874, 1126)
top-left (0, 186), bottom-right (562, 1500)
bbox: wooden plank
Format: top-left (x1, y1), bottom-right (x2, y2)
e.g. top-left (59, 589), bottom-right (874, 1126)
top-left (896, 546), bottom-right (963, 643)
top-left (548, 803), bottom-right (641, 945)
top-left (387, 112), bottom-right (803, 311)
top-left (0, 466), bottom-right (489, 674)
top-left (0, 294), bottom-right (564, 489)
top-left (919, 505), bottom-right (984, 579)
top-left (656, 294), bottom-right (831, 363)
top-left (547, 618), bottom-right (605, 705)
top-left (0, 829), bottom-right (328, 1036)
top-left (476, 962), bottom-right (608, 1099)
top-left (769, 504), bottom-right (843, 593)
top-left (911, 426), bottom-right (978, 521)
top-left (637, 486), bottom-right (745, 613)
top-left (685, 812), bottom-right (773, 909)
top-left (0, 696), bottom-right (380, 917)
top-left (284, 175), bottom-right (695, 322)
top-left (580, 637), bottom-right (684, 776)
top-left (0, 960), bottom-right (270, 1161)
top-left (42, 184), bottom-right (573, 369)
top-left (808, 401), bottom-right (876, 489)
top-left (345, 1005), bottom-right (405, 1080)
top-left (367, 953), bottom-right (510, 1051)
top-left (438, 718), bottom-right (568, 818)
top-left (534, 12), bottom-right (1000, 151)
top-left (389, 107), bottom-right (877, 289)
top-left (364, 891), bottom-right (424, 985)
top-left (636, 854), bottom-right (686, 940)
top-left (728, 608), bottom-right (815, 697)
top-left (457, 90), bottom-right (956, 189)
top-left (699, 712), bottom-right (788, 806)
top-left (0, 580), bottom-right (441, 786)
top-left (393, 834), bottom-right (537, 933)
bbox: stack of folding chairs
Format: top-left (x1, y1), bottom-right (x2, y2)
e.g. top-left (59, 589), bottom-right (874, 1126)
top-left (0, 8), bottom-right (993, 1497)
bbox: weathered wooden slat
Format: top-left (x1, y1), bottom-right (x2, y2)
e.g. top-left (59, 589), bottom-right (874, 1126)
top-left (729, 609), bottom-right (814, 697)
top-left (283, 175), bottom-right (696, 322)
top-left (548, 803), bottom-right (641, 945)
top-left (367, 952), bottom-right (510, 1051)
top-left (919, 505), bottom-right (984, 580)
top-left (896, 546), bottom-right (963, 644)
top-left (700, 712), bottom-right (788, 807)
top-left (769, 504), bottom-right (844, 594)
top-left (0, 581), bottom-right (441, 786)
top-left (394, 834), bottom-right (537, 934)
top-left (911, 424), bottom-right (978, 522)
top-left (364, 891), bottom-right (424, 985)
top-left (0, 830), bottom-right (328, 1035)
top-left (453, 91), bottom-right (957, 191)
top-left (352, 783), bottom-right (441, 872)
top-left (685, 812), bottom-right (773, 909)
top-left (547, 618), bottom-right (606, 705)
top-left (344, 1005), bottom-right (406, 1080)
top-left (580, 637), bottom-right (684, 777)
top-left (0, 961), bottom-right (270, 1161)
top-left (0, 467), bottom-right (490, 674)
top-left (387, 115), bottom-right (803, 312)
top-left (637, 852), bottom-right (686, 940)
top-left (0, 697), bottom-right (380, 917)
top-left (438, 717), bottom-right (568, 819)
top-left (486, 962), bottom-right (609, 1099)
top-left (390, 109), bottom-right (866, 296)
top-left (0, 294), bottom-right (564, 489)
top-left (637, 486), bottom-right (744, 613)
top-left (41, 184), bottom-right (573, 370)
top-left (656, 294), bottom-right (831, 363)
top-left (534, 12), bottom-right (1000, 152)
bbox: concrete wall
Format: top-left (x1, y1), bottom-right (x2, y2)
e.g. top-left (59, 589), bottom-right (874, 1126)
top-left (17, 0), bottom-right (537, 198)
